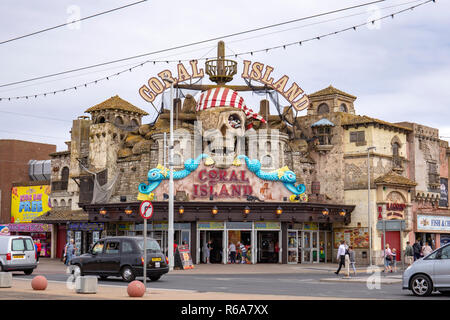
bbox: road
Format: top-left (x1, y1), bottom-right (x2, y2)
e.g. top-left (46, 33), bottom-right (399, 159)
top-left (10, 271), bottom-right (450, 300)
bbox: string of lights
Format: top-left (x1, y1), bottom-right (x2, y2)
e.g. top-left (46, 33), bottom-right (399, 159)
top-left (0, 0), bottom-right (435, 102)
top-left (0, 0), bottom-right (386, 89)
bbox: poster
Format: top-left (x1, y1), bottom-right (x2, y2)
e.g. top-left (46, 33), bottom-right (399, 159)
top-left (334, 228), bottom-right (369, 248)
top-left (11, 185), bottom-right (51, 223)
top-left (0, 225), bottom-right (10, 236)
top-left (439, 178), bottom-right (448, 207)
top-left (177, 245), bottom-right (194, 270)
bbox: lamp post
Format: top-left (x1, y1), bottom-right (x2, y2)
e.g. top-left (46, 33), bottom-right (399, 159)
top-left (367, 146), bottom-right (376, 266)
top-left (163, 77), bottom-right (175, 271)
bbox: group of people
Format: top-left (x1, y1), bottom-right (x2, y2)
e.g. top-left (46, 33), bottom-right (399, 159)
top-left (335, 238), bottom-right (435, 275)
top-left (228, 241), bottom-right (250, 264)
top-left (335, 240), bottom-right (357, 276)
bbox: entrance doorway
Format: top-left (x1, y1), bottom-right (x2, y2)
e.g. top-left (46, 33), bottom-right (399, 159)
top-left (227, 230), bottom-right (252, 264)
top-left (199, 230), bottom-right (223, 264)
top-left (257, 231), bottom-right (279, 263)
top-left (382, 231), bottom-right (401, 261)
top-left (301, 231), bottom-right (319, 263)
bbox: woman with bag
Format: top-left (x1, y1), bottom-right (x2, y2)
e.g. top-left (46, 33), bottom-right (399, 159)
top-left (384, 243), bottom-right (393, 273)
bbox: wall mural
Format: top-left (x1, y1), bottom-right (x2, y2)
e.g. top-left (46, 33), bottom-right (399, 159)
top-left (138, 154), bottom-right (307, 202)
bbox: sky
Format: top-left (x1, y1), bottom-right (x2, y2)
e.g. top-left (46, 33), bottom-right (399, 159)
top-left (0, 0), bottom-right (449, 151)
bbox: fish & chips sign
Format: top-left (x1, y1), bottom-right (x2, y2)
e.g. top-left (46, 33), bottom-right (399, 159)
top-left (139, 60), bottom-right (309, 111)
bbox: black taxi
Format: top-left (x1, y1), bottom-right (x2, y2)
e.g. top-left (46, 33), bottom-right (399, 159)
top-left (70, 236), bottom-right (169, 282)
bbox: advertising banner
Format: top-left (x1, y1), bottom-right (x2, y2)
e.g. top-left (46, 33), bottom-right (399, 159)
top-left (334, 228), bottom-right (369, 248)
top-left (417, 215), bottom-right (450, 233)
top-left (439, 178), bottom-right (448, 207)
top-left (176, 244), bottom-right (194, 270)
top-left (7, 223), bottom-right (51, 233)
top-left (11, 185), bottom-right (51, 223)
top-left (254, 221), bottom-right (281, 230)
top-left (0, 225), bottom-right (10, 236)
top-left (197, 221), bottom-right (225, 230)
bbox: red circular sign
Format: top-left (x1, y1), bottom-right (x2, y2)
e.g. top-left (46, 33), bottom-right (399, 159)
top-left (139, 201), bottom-right (153, 219)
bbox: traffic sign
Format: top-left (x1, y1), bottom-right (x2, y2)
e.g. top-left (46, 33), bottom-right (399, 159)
top-left (139, 201), bottom-right (154, 219)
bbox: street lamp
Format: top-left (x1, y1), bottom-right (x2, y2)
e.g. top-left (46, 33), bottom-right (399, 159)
top-left (163, 76), bottom-right (175, 271)
top-left (367, 146), bottom-right (376, 266)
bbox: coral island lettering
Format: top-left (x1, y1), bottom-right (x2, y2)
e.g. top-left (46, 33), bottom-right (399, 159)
top-left (193, 169), bottom-right (252, 199)
top-left (139, 59), bottom-right (309, 111)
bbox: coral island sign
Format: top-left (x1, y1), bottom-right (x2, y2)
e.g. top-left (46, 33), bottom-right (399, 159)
top-left (193, 169), bottom-right (252, 199)
top-left (139, 59), bottom-right (309, 111)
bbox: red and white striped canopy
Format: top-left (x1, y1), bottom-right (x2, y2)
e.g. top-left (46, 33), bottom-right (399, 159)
top-left (196, 87), bottom-right (266, 123)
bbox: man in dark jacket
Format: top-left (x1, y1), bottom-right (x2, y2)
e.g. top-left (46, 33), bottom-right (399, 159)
top-left (412, 239), bottom-right (422, 261)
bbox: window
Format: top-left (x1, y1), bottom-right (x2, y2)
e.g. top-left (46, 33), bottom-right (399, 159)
top-left (440, 245), bottom-right (450, 259)
top-left (428, 162), bottom-right (439, 185)
top-left (173, 153), bottom-right (183, 166)
top-left (61, 167), bottom-right (69, 181)
top-left (350, 131), bottom-right (365, 145)
top-left (12, 239), bottom-right (25, 251)
top-left (262, 155), bottom-right (273, 167)
top-left (317, 103), bottom-right (329, 115)
top-left (60, 199), bottom-right (66, 207)
top-left (114, 116), bottom-right (124, 126)
top-left (131, 119), bottom-right (139, 127)
top-left (105, 241), bottom-right (120, 254)
top-left (122, 241), bottom-right (134, 254)
top-left (24, 239), bottom-right (34, 251)
top-left (137, 239), bottom-right (161, 252)
top-left (392, 142), bottom-right (399, 157)
top-left (339, 103), bottom-right (348, 112)
top-left (317, 127), bottom-right (331, 145)
top-left (92, 241), bottom-right (104, 254)
top-left (98, 116), bottom-right (106, 124)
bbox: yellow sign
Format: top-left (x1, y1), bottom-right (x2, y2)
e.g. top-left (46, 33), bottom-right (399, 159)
top-left (11, 185), bottom-right (51, 223)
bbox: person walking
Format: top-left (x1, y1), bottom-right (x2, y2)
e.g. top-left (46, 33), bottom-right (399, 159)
top-left (64, 239), bottom-right (75, 266)
top-left (203, 240), bottom-right (212, 264)
top-left (335, 240), bottom-right (346, 275)
top-left (384, 244), bottom-right (393, 273)
top-left (413, 239), bottom-right (422, 261)
top-left (391, 248), bottom-right (397, 272)
top-left (35, 239), bottom-right (42, 263)
top-left (404, 241), bottom-right (414, 266)
top-left (421, 242), bottom-right (433, 257)
top-left (229, 242), bottom-right (236, 264)
top-left (348, 246), bottom-right (357, 276)
top-left (238, 241), bottom-right (247, 264)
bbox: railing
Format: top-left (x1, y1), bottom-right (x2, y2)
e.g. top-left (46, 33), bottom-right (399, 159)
top-left (51, 180), bottom-right (68, 191)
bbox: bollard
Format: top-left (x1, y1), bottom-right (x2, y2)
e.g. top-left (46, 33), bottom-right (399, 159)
top-left (127, 280), bottom-right (146, 297)
top-left (31, 275), bottom-right (48, 290)
top-left (75, 276), bottom-right (98, 294)
top-left (0, 272), bottom-right (12, 288)
top-left (344, 254), bottom-right (350, 278)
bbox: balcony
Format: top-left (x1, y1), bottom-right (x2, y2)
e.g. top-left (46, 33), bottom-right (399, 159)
top-left (51, 180), bottom-right (68, 192)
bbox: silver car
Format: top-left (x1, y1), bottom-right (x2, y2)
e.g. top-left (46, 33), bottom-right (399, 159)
top-left (0, 236), bottom-right (37, 275)
top-left (402, 243), bottom-right (450, 296)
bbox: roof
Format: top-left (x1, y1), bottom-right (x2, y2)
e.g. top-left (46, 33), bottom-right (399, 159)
top-left (85, 95), bottom-right (149, 115)
top-left (340, 113), bottom-right (413, 132)
top-left (311, 118), bottom-right (335, 127)
top-left (308, 85), bottom-right (356, 99)
top-left (32, 209), bottom-right (88, 223)
top-left (374, 171), bottom-right (417, 187)
top-left (49, 150), bottom-right (70, 157)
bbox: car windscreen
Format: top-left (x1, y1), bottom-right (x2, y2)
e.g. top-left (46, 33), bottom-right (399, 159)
top-left (136, 239), bottom-right (161, 252)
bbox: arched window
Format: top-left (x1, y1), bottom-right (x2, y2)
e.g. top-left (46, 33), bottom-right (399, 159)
top-left (98, 116), bottom-right (106, 124)
top-left (53, 199), bottom-right (58, 207)
top-left (392, 142), bottom-right (400, 157)
top-left (339, 103), bottom-right (348, 112)
top-left (265, 141), bottom-right (272, 153)
top-left (61, 167), bottom-right (69, 181)
top-left (68, 199), bottom-right (72, 208)
top-left (131, 119), bottom-right (139, 127)
top-left (60, 199), bottom-right (66, 207)
top-left (262, 155), bottom-right (273, 167)
top-left (317, 103), bottom-right (330, 115)
top-left (115, 116), bottom-right (124, 126)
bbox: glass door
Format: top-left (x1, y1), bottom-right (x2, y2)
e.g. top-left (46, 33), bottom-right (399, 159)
top-left (319, 231), bottom-right (326, 263)
top-left (312, 231), bottom-right (319, 263)
top-left (302, 231), bottom-right (311, 263)
top-left (287, 230), bottom-right (298, 264)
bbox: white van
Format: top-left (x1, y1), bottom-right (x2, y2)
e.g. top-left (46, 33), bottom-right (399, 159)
top-left (0, 236), bottom-right (37, 275)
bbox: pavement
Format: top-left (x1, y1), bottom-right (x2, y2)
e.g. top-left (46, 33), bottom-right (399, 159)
top-left (0, 258), bottom-right (402, 300)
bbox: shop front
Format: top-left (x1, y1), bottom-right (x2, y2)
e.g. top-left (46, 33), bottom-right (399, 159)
top-left (66, 222), bottom-right (104, 255)
top-left (416, 214), bottom-right (450, 249)
top-left (7, 223), bottom-right (52, 257)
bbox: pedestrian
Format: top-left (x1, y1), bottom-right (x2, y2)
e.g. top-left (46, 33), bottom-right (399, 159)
top-left (229, 242), bottom-right (236, 264)
top-left (335, 240), bottom-right (346, 275)
top-left (404, 241), bottom-right (414, 266)
top-left (413, 239), bottom-right (422, 261)
top-left (348, 246), bottom-right (357, 276)
top-left (64, 239), bottom-right (75, 266)
top-left (203, 240), bottom-right (211, 264)
top-left (238, 241), bottom-right (247, 264)
top-left (274, 242), bottom-right (280, 263)
top-left (391, 248), bottom-right (397, 272)
top-left (384, 244), bottom-right (393, 273)
top-left (35, 239), bottom-right (42, 263)
top-left (421, 242), bottom-right (433, 257)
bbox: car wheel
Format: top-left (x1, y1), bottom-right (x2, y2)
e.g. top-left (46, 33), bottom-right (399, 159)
top-left (71, 264), bottom-right (83, 277)
top-left (411, 274), bottom-right (433, 297)
top-left (24, 269), bottom-right (33, 275)
top-left (149, 275), bottom-right (161, 281)
top-left (121, 266), bottom-right (135, 282)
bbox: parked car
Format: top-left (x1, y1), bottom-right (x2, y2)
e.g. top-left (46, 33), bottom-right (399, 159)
top-left (70, 236), bottom-right (169, 282)
top-left (403, 243), bottom-right (450, 296)
top-left (0, 235), bottom-right (37, 275)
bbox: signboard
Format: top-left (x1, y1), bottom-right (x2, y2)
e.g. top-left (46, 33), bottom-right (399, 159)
top-left (11, 185), bottom-right (51, 223)
top-left (254, 222), bottom-right (281, 230)
top-left (139, 59), bottom-right (309, 111)
top-left (7, 223), bottom-right (51, 233)
top-left (176, 244), bottom-right (194, 270)
top-left (0, 225), bottom-right (10, 236)
top-left (376, 220), bottom-right (406, 232)
top-left (197, 221), bottom-right (224, 230)
top-left (334, 228), bottom-right (369, 249)
top-left (68, 222), bottom-right (104, 231)
top-left (139, 201), bottom-right (153, 219)
top-left (417, 215), bottom-right (450, 233)
top-left (439, 178), bottom-right (448, 207)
